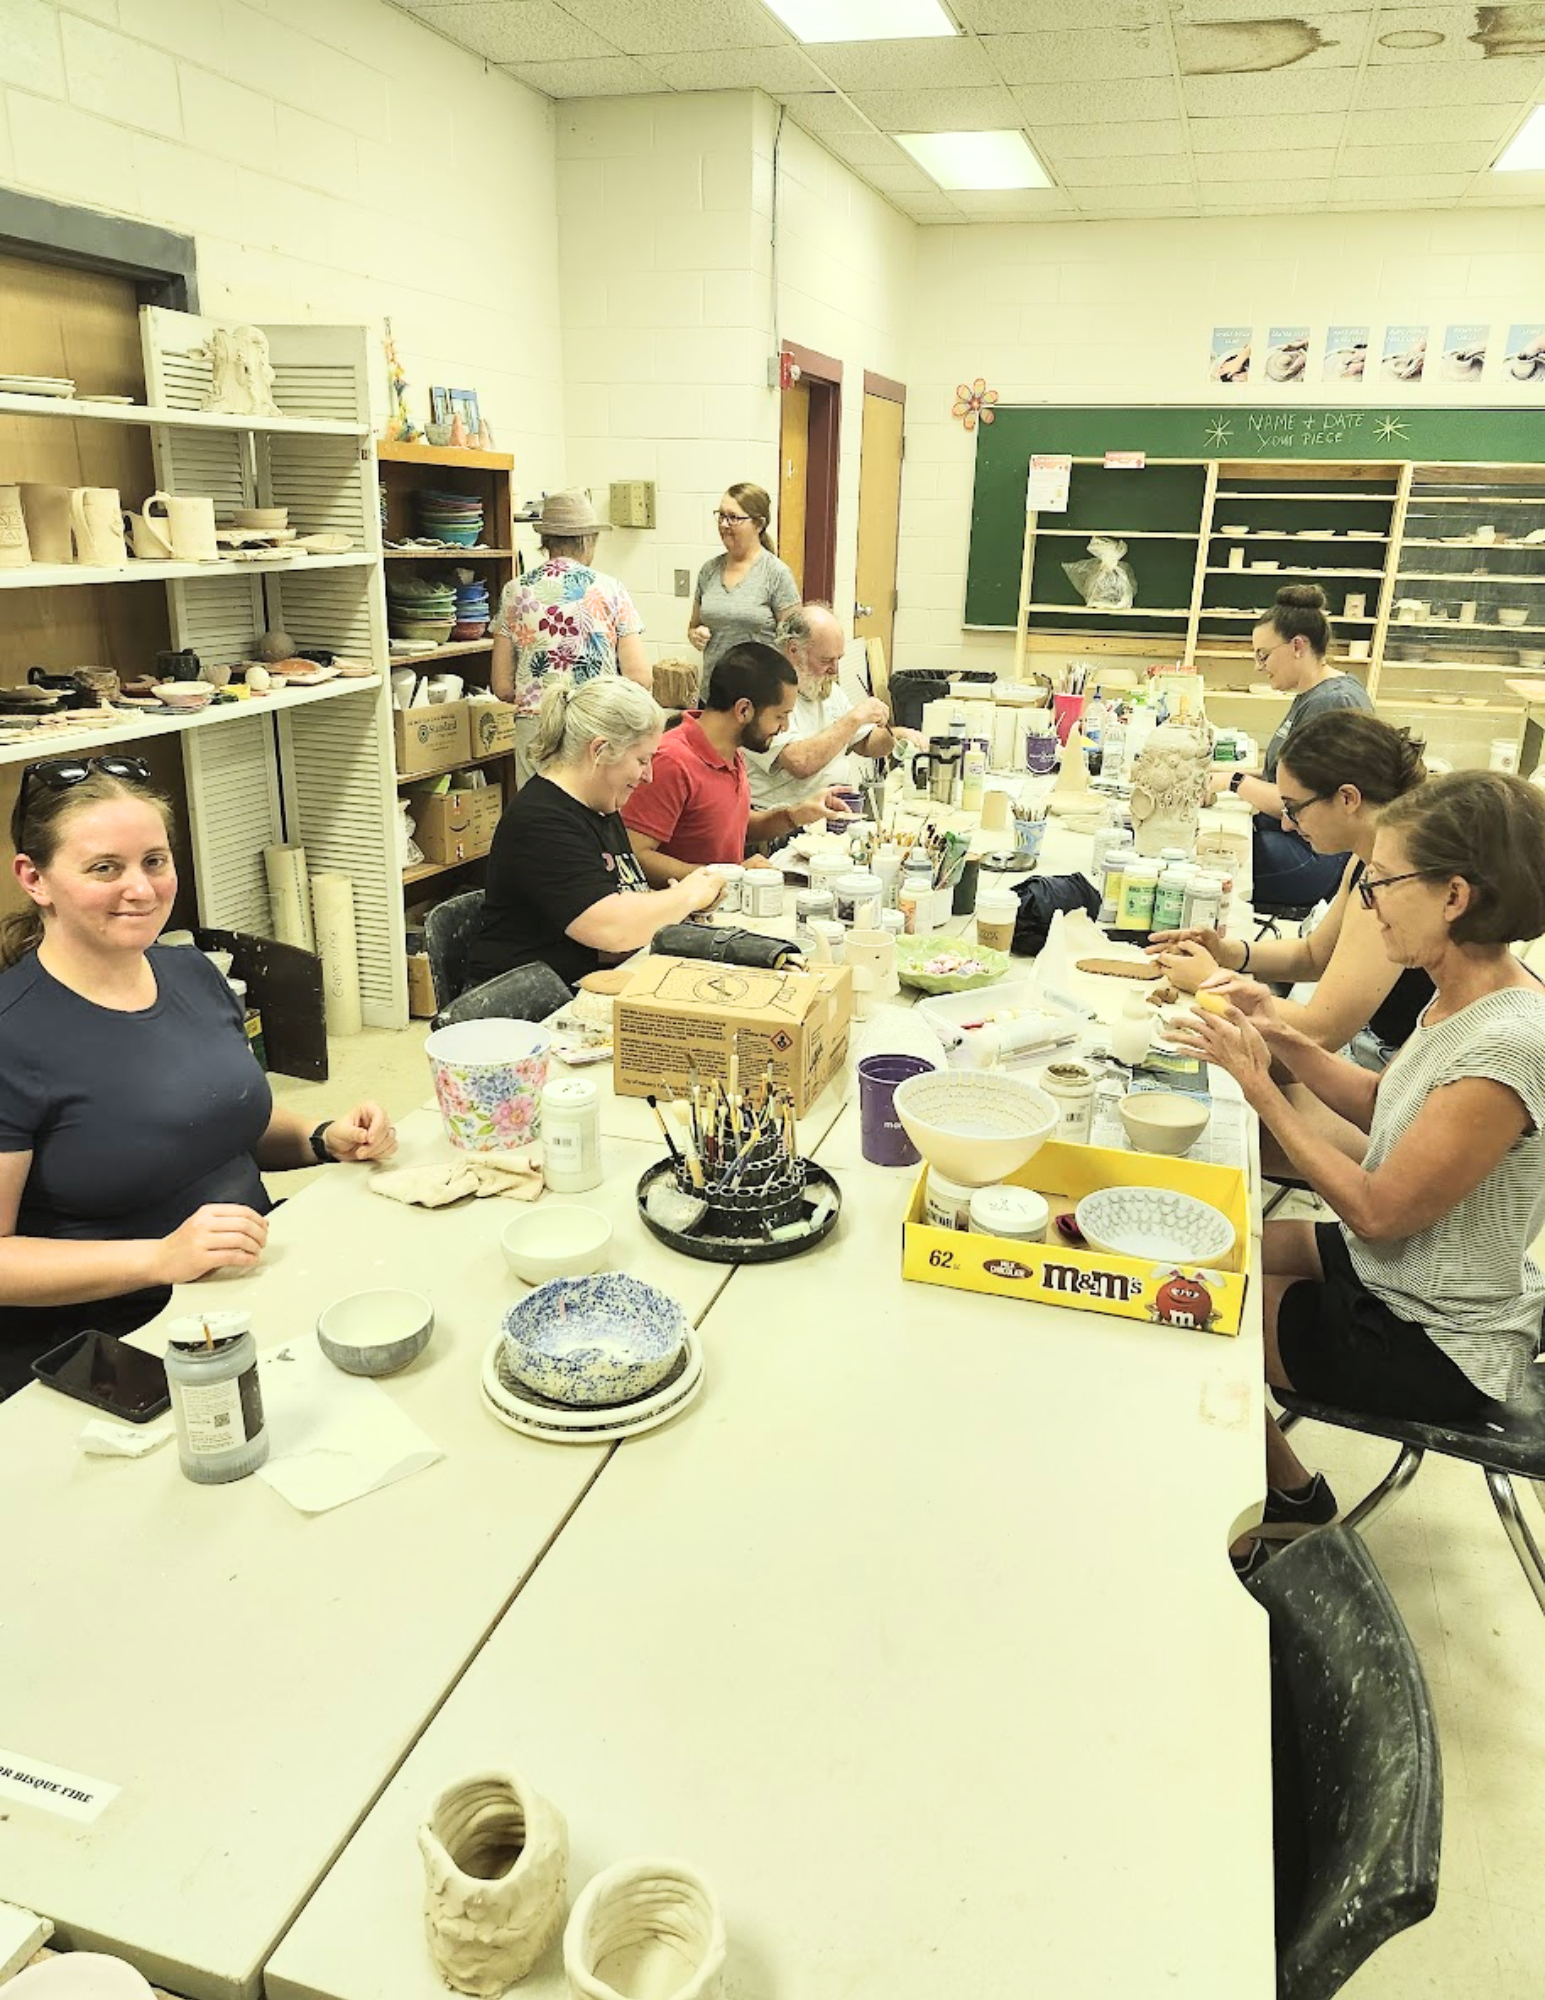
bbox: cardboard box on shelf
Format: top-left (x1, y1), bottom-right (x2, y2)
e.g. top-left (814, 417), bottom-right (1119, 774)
top-left (394, 702), bottom-right (470, 777)
top-left (613, 956), bottom-right (853, 1116)
top-left (468, 702), bottom-right (519, 758)
top-left (409, 784), bottom-right (502, 865)
top-left (407, 951), bottom-right (438, 1019)
top-left (901, 1140), bottom-right (1251, 1336)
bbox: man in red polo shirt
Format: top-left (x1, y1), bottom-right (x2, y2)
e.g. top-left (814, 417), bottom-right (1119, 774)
top-left (623, 642), bottom-right (832, 882)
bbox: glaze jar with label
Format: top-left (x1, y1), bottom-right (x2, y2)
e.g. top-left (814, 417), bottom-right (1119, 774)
top-left (540, 1076), bottom-right (602, 1193)
top-left (165, 1313), bottom-right (268, 1485)
top-left (1042, 1061), bottom-right (1097, 1144)
top-left (924, 1167), bottom-right (976, 1230)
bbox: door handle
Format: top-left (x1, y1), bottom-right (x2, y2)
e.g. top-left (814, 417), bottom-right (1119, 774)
top-left (855, 602), bottom-right (874, 619)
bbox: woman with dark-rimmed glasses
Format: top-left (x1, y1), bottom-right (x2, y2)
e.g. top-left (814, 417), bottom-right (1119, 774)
top-left (686, 482), bottom-right (798, 697)
top-left (1171, 771), bottom-right (1545, 1575)
top-left (0, 757), bottom-right (397, 1399)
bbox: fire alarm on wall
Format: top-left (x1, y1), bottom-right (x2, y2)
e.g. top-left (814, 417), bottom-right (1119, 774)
top-left (778, 352), bottom-right (801, 391)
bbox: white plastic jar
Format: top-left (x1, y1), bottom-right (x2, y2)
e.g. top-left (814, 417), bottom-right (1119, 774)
top-left (541, 1076), bottom-right (602, 1193)
top-left (834, 869), bottom-right (883, 929)
top-left (969, 1185), bottom-right (1051, 1242)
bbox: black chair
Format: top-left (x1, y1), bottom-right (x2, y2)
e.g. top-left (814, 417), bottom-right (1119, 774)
top-left (1254, 901), bottom-right (1316, 942)
top-left (423, 890), bottom-right (573, 1030)
top-left (1278, 1361), bottom-right (1545, 1617)
top-left (1247, 1528), bottom-right (1442, 2000)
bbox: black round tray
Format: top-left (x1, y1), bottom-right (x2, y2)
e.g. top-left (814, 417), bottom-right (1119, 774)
top-left (636, 1156), bottom-right (842, 1264)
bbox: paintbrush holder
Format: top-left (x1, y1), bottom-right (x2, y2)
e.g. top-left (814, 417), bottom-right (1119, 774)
top-left (674, 1146), bottom-right (807, 1235)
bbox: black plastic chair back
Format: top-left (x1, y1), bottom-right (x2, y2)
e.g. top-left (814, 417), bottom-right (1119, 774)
top-left (423, 891), bottom-right (485, 1007)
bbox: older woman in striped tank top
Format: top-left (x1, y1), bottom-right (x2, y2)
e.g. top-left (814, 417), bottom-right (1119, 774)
top-left (1170, 772), bottom-right (1545, 1577)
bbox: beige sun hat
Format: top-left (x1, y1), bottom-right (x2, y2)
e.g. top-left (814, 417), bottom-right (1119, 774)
top-left (534, 489), bottom-right (608, 536)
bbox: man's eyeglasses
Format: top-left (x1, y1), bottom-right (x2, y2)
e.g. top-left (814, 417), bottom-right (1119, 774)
top-left (1355, 869), bottom-right (1442, 911)
top-left (1280, 791), bottom-right (1330, 826)
top-left (714, 511), bottom-right (752, 527)
top-left (11, 756), bottom-right (152, 848)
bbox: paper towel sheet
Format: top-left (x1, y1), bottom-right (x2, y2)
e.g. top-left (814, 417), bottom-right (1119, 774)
top-left (256, 1339), bottom-right (443, 1515)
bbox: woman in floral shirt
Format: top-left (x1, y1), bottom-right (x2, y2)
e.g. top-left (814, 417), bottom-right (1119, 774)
top-left (491, 489), bottom-right (650, 784)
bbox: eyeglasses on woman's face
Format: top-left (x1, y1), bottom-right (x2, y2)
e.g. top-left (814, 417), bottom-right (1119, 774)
top-left (1253, 639), bottom-right (1288, 670)
top-left (1355, 869), bottom-right (1443, 911)
top-left (714, 510), bottom-right (752, 528)
top-left (1279, 790), bottom-right (1331, 826)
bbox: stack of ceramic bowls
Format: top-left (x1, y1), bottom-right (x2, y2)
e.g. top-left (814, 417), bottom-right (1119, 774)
top-left (452, 570), bottom-right (491, 640)
top-left (387, 572), bottom-right (456, 647)
top-left (416, 489), bottom-right (485, 547)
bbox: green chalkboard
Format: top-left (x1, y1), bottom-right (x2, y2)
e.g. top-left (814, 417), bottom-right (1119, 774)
top-left (966, 404), bottom-right (1545, 629)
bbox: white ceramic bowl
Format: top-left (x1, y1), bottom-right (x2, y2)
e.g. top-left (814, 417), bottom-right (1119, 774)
top-left (153, 681), bottom-right (214, 709)
top-left (891, 1069), bottom-right (1057, 1188)
top-left (1118, 1091), bottom-right (1211, 1157)
top-left (500, 1204), bottom-right (613, 1285)
top-left (502, 1273), bottom-right (687, 1406)
top-left (1076, 1186), bottom-right (1235, 1265)
top-left (317, 1288), bottom-right (434, 1376)
top-left (1497, 607), bottom-right (1530, 628)
top-left (1219, 525), bottom-right (1249, 536)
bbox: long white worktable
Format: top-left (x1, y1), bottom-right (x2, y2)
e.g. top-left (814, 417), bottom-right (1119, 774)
top-left (266, 906), bottom-right (1277, 1998)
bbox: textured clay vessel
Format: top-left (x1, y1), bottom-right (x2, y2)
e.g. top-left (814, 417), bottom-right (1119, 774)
top-left (1129, 722), bottom-right (1213, 858)
top-left (419, 1771), bottom-right (569, 1995)
top-left (563, 1859), bottom-right (726, 2000)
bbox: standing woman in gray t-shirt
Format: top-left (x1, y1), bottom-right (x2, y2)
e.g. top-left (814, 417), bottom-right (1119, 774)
top-left (1173, 772), bottom-right (1545, 1574)
top-left (688, 482), bottom-right (799, 696)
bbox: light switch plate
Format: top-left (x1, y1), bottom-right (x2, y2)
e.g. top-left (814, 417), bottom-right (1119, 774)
top-left (674, 569), bottom-right (690, 597)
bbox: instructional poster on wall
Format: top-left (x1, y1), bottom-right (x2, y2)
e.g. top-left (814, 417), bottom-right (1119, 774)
top-left (1209, 326), bottom-right (1252, 385)
top-left (1027, 453), bottom-right (1071, 512)
top-left (1503, 323), bottom-right (1545, 386)
top-left (1264, 325), bottom-right (1309, 385)
top-left (1322, 325), bottom-right (1369, 383)
top-left (1441, 324), bottom-right (1489, 385)
top-left (1381, 325), bottom-right (1428, 385)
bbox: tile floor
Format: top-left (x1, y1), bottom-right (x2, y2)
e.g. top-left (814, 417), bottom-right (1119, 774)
top-left (274, 1030), bottom-right (1545, 1998)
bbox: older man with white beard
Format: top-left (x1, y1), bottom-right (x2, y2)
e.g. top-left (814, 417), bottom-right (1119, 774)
top-left (744, 602), bottom-right (920, 821)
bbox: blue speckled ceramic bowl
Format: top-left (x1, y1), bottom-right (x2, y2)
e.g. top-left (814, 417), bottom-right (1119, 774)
top-left (501, 1273), bottom-right (689, 1408)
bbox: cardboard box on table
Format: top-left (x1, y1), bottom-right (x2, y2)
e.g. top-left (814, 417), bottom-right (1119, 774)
top-left (902, 1140), bottom-right (1252, 1336)
top-left (613, 956), bottom-right (853, 1116)
top-left (410, 785), bottom-right (503, 866)
top-left (394, 701), bottom-right (470, 777)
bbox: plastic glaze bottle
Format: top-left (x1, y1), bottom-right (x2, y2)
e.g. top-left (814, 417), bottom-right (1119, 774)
top-left (165, 1313), bottom-right (268, 1485)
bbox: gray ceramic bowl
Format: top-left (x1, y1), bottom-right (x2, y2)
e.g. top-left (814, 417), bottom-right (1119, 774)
top-left (317, 1288), bottom-right (434, 1376)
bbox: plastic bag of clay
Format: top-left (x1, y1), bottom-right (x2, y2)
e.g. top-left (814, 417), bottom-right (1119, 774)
top-left (1062, 535), bottom-right (1135, 610)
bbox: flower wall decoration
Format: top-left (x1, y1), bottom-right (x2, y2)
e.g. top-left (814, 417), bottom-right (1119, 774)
top-left (953, 378), bottom-right (999, 431)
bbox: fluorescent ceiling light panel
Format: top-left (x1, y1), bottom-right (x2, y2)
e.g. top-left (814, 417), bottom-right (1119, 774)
top-left (763, 0), bottom-right (955, 42)
top-left (897, 129), bottom-right (1052, 190)
top-left (1494, 105), bottom-right (1545, 171)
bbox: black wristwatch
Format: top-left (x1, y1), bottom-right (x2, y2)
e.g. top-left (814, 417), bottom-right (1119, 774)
top-left (309, 1121), bottom-right (338, 1164)
top-left (1228, 770), bottom-right (1247, 794)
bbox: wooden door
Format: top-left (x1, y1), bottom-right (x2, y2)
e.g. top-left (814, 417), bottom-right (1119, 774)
top-left (854, 378), bottom-right (905, 670)
top-left (778, 377), bottom-right (809, 594)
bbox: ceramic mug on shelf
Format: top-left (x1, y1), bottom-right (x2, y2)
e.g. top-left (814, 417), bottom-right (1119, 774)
top-left (144, 491), bottom-right (218, 564)
top-left (156, 648), bottom-right (202, 682)
top-left (69, 486), bottom-right (127, 566)
top-left (0, 485), bottom-right (32, 569)
top-left (124, 509), bottom-right (174, 560)
top-left (19, 484), bottom-right (72, 564)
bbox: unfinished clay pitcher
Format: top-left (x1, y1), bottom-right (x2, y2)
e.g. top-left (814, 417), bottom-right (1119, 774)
top-left (564, 1859), bottom-right (726, 2000)
top-left (418, 1771), bottom-right (568, 1995)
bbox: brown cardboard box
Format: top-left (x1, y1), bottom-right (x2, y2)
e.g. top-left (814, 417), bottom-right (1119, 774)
top-left (652, 658), bottom-right (700, 711)
top-left (468, 702), bottom-right (519, 759)
top-left (613, 956), bottom-right (853, 1116)
top-left (407, 952), bottom-right (438, 1019)
top-left (410, 784), bottom-right (503, 866)
top-left (394, 702), bottom-right (470, 777)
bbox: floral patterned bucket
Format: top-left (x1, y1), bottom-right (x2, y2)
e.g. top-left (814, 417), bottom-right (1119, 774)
top-left (424, 1019), bottom-right (553, 1152)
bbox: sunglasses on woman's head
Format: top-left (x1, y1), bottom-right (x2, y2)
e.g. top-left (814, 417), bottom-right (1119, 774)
top-left (11, 756), bottom-right (153, 849)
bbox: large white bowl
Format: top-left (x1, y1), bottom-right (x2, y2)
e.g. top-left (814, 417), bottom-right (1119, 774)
top-left (502, 1273), bottom-right (688, 1407)
top-left (1076, 1185), bottom-right (1235, 1265)
top-left (500, 1204), bottom-right (612, 1285)
top-left (890, 1069), bottom-right (1057, 1188)
top-left (317, 1288), bottom-right (434, 1376)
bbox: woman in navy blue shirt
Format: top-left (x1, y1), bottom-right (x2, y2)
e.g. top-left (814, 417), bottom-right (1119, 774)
top-left (0, 758), bottom-right (397, 1396)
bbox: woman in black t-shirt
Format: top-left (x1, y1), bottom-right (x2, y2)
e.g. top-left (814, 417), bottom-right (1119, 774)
top-left (0, 760), bottom-right (398, 1396)
top-left (470, 678), bottom-right (721, 991)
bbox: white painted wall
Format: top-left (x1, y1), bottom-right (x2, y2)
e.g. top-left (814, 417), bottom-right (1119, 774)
top-left (0, 0), bottom-right (566, 492)
top-left (897, 207), bottom-right (1545, 678)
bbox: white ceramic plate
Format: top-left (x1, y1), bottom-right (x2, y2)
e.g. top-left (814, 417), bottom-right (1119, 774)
top-left (0, 376), bottom-right (74, 395)
top-left (480, 1328), bottom-right (703, 1441)
top-left (75, 393), bottom-right (134, 404)
top-left (1076, 1185), bottom-right (1235, 1265)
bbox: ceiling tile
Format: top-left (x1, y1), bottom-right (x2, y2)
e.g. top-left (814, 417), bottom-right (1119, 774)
top-left (1329, 170), bottom-right (1477, 198)
top-left (558, 0), bottom-right (790, 53)
top-left (889, 189), bottom-right (971, 220)
top-left (1199, 177), bottom-right (1334, 205)
top-left (1174, 0), bottom-right (1373, 13)
top-left (1356, 55), bottom-right (1545, 104)
top-left (1184, 67), bottom-right (1357, 113)
top-left (1038, 119), bottom-right (1188, 158)
top-left (648, 46), bottom-right (831, 91)
top-left (810, 35), bottom-right (998, 91)
top-left (1189, 110), bottom-right (1347, 149)
top-left (1011, 76), bottom-right (1181, 123)
top-left (1056, 151), bottom-right (1196, 186)
top-left (1194, 146), bottom-right (1337, 179)
top-left (1466, 171), bottom-right (1545, 199)
top-left (1074, 184), bottom-right (1203, 211)
top-left (953, 0), bottom-right (1167, 26)
top-left (980, 26), bottom-right (1173, 83)
top-left (817, 126), bottom-right (918, 164)
top-left (1338, 139), bottom-right (1494, 174)
top-left (1343, 102), bottom-right (1514, 143)
top-left (847, 84), bottom-right (1022, 129)
top-left (1176, 12), bottom-right (1372, 73)
top-left (851, 153), bottom-right (939, 193)
top-left (786, 92), bottom-right (878, 139)
top-left (1365, 5), bottom-right (1513, 62)
top-left (406, 0), bottom-right (621, 61)
top-left (943, 187), bottom-right (1079, 218)
top-left (504, 52), bottom-right (664, 93)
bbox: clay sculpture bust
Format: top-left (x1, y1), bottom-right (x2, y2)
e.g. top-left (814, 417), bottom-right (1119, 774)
top-left (199, 325), bottom-right (281, 417)
top-left (418, 1770), bottom-right (569, 1996)
top-left (1129, 721), bottom-right (1213, 858)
